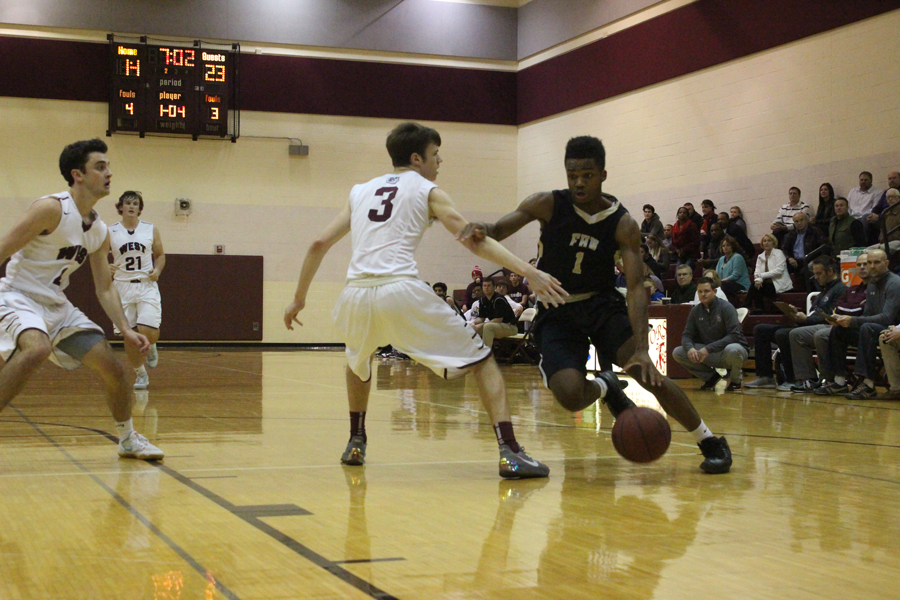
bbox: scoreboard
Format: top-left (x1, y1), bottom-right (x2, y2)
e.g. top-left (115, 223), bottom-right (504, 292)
top-left (108, 36), bottom-right (240, 141)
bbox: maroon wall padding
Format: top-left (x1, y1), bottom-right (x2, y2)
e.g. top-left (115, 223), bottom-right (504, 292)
top-left (241, 54), bottom-right (517, 125)
top-left (0, 37), bottom-right (107, 102)
top-left (61, 254), bottom-right (264, 341)
top-left (517, 0), bottom-right (900, 124)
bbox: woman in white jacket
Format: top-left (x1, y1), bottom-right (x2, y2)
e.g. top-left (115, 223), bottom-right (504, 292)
top-left (745, 233), bottom-right (793, 313)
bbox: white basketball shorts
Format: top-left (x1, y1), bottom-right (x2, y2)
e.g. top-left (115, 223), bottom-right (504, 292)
top-left (0, 288), bottom-right (105, 370)
top-left (113, 279), bottom-right (162, 330)
top-left (333, 277), bottom-right (491, 381)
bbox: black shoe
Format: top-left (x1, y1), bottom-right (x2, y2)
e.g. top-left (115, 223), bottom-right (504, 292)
top-left (725, 381), bottom-right (742, 392)
top-left (698, 436), bottom-right (732, 474)
top-left (699, 373), bottom-right (722, 391)
top-left (790, 379), bottom-right (821, 393)
top-left (596, 370), bottom-right (635, 418)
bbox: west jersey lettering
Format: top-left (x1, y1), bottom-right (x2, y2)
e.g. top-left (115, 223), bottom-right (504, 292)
top-left (56, 245), bottom-right (88, 264)
top-left (569, 233), bottom-right (600, 251)
top-left (118, 242), bottom-right (147, 254)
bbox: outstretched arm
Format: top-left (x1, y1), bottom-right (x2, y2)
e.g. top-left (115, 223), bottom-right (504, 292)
top-left (617, 213), bottom-right (663, 386)
top-left (90, 232), bottom-right (149, 354)
top-left (284, 203), bottom-right (352, 329)
top-left (456, 191), bottom-right (554, 244)
top-left (430, 188), bottom-right (567, 306)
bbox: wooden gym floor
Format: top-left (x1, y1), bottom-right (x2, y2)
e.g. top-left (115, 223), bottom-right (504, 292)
top-left (1, 348), bottom-right (899, 599)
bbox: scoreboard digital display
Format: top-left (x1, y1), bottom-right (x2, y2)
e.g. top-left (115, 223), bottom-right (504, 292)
top-left (108, 36), bottom-right (240, 141)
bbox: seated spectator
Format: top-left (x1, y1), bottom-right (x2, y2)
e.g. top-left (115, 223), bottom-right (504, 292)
top-left (506, 271), bottom-right (533, 307)
top-left (683, 202), bottom-right (704, 230)
top-left (494, 279), bottom-right (524, 318)
top-left (692, 269), bottom-right (729, 303)
top-left (463, 282), bottom-right (483, 323)
top-left (641, 242), bottom-right (667, 278)
top-left (642, 263), bottom-right (665, 301)
top-left (745, 256), bottom-right (847, 390)
top-left (698, 223), bottom-right (726, 269)
top-left (782, 211), bottom-right (829, 291)
top-left (771, 186), bottom-right (811, 245)
top-left (462, 267), bottom-right (483, 311)
top-left (640, 204), bottom-right (664, 239)
top-left (829, 197), bottom-right (867, 252)
top-left (878, 325), bottom-right (900, 400)
top-left (698, 199), bottom-right (718, 255)
top-left (662, 224), bottom-right (675, 251)
top-left (815, 249), bottom-right (900, 398)
top-left (810, 182), bottom-right (836, 235)
top-left (673, 277), bottom-right (749, 391)
top-left (847, 171), bottom-right (883, 243)
top-left (672, 207), bottom-right (701, 266)
top-left (870, 188), bottom-right (900, 254)
top-left (791, 254), bottom-right (867, 392)
top-left (717, 212), bottom-right (756, 259)
top-left (432, 281), bottom-right (463, 316)
top-left (716, 236), bottom-right (750, 297)
top-left (523, 257), bottom-right (537, 287)
top-left (670, 264), bottom-right (698, 304)
top-left (729, 206), bottom-right (748, 236)
top-left (646, 234), bottom-right (670, 273)
top-left (473, 278), bottom-right (518, 347)
top-left (745, 234), bottom-right (792, 313)
top-left (869, 171), bottom-right (900, 221)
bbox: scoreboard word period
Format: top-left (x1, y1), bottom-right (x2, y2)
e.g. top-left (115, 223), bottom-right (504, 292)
top-left (108, 35), bottom-right (240, 141)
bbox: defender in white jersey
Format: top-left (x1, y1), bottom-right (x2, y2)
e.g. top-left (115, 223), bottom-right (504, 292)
top-left (284, 122), bottom-right (567, 479)
top-left (109, 191), bottom-right (165, 389)
top-left (0, 139), bottom-right (163, 460)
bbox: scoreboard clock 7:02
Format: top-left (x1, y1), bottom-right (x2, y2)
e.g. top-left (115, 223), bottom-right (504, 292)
top-left (108, 35), bottom-right (240, 142)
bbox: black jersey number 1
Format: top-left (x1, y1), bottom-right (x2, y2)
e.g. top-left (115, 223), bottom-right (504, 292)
top-left (368, 187), bottom-right (398, 222)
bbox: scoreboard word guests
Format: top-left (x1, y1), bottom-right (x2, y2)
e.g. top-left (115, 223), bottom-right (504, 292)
top-left (108, 35), bottom-right (240, 141)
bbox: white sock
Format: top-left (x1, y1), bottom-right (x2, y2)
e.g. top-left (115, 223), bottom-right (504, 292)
top-left (835, 375), bottom-right (846, 386)
top-left (115, 418), bottom-right (135, 442)
top-left (594, 377), bottom-right (608, 399)
top-left (690, 420), bottom-right (714, 444)
top-left (135, 365), bottom-right (147, 376)
top-left (864, 378), bottom-right (875, 389)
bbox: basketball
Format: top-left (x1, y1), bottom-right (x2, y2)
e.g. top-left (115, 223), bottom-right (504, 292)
top-left (611, 406), bottom-right (671, 463)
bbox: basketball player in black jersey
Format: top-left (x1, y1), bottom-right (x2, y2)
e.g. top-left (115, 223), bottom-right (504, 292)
top-left (460, 136), bottom-right (732, 474)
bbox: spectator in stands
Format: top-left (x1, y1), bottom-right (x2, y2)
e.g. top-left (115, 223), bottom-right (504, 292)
top-left (869, 171), bottom-right (900, 220)
top-left (870, 188), bottom-right (900, 253)
top-left (432, 282), bottom-right (462, 315)
top-left (771, 187), bottom-right (811, 245)
top-left (829, 197), bottom-right (867, 252)
top-left (641, 204), bottom-right (664, 240)
top-left (847, 170), bottom-right (883, 221)
top-left (693, 269), bottom-right (729, 303)
top-left (646, 234), bottom-right (670, 274)
top-left (462, 267), bottom-right (484, 312)
top-left (674, 277), bottom-right (749, 392)
top-left (673, 207), bottom-right (701, 266)
top-left (506, 271), bottom-right (532, 307)
top-left (716, 236), bottom-right (750, 298)
top-left (782, 254), bottom-right (852, 393)
top-left (745, 256), bottom-right (847, 390)
top-left (641, 242), bottom-right (667, 278)
top-left (878, 325), bottom-right (900, 400)
top-left (729, 206), bottom-right (748, 236)
top-left (816, 249), bottom-right (900, 398)
top-left (810, 182), bottom-right (836, 235)
top-left (494, 279), bottom-right (524, 318)
top-left (698, 223), bottom-right (726, 269)
top-left (718, 212), bottom-right (756, 259)
top-left (745, 233), bottom-right (792, 313)
top-left (662, 224), bottom-right (675, 251)
top-left (683, 202), bottom-right (704, 230)
top-left (463, 282), bottom-right (483, 323)
top-left (782, 211), bottom-right (829, 292)
top-left (698, 199), bottom-right (718, 255)
top-left (473, 278), bottom-right (518, 347)
top-left (670, 264), bottom-right (697, 304)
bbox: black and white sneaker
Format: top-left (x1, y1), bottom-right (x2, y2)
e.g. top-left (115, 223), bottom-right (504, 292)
top-left (596, 370), bottom-right (635, 418)
top-left (698, 436), bottom-right (732, 474)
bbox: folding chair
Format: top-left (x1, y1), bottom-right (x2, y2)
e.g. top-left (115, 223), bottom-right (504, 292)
top-left (496, 307), bottom-right (539, 364)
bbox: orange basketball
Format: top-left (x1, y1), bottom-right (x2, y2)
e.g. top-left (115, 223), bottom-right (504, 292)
top-left (611, 406), bottom-right (671, 463)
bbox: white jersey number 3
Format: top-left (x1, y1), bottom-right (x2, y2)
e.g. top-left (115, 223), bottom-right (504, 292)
top-left (367, 187), bottom-right (398, 222)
